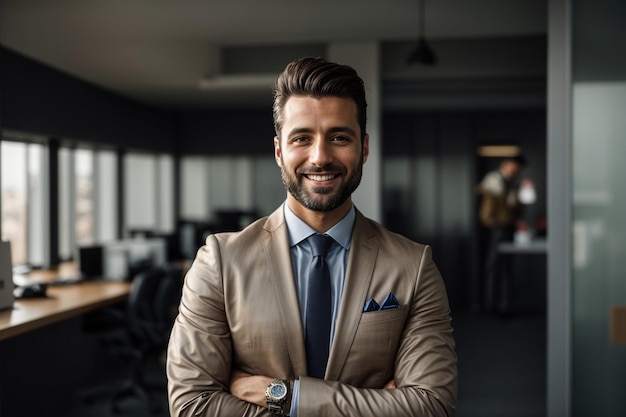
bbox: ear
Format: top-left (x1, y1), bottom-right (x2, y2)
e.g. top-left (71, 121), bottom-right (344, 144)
top-left (362, 134), bottom-right (370, 164)
top-left (274, 136), bottom-right (282, 167)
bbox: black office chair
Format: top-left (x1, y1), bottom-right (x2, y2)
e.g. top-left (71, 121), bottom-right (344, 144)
top-left (82, 265), bottom-right (182, 414)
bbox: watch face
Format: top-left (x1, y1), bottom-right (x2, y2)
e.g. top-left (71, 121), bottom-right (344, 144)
top-left (270, 383), bottom-right (287, 399)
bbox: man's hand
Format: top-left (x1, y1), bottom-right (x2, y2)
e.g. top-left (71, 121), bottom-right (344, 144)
top-left (384, 379), bottom-right (397, 389)
top-left (230, 369), bottom-right (273, 408)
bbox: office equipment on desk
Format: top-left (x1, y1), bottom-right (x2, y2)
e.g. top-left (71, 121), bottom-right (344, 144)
top-left (0, 241), bottom-right (15, 310)
top-left (103, 238), bottom-right (167, 280)
top-left (77, 245), bottom-right (104, 279)
top-left (179, 211), bottom-right (258, 260)
top-left (12, 261), bottom-right (84, 289)
top-left (13, 283), bottom-right (47, 299)
top-left (128, 229), bottom-right (182, 261)
top-left (78, 238), bottom-right (167, 281)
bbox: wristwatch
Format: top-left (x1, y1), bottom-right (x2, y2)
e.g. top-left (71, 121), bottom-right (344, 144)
top-left (265, 378), bottom-right (290, 415)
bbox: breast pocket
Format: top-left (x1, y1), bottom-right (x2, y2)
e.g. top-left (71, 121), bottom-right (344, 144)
top-left (341, 305), bottom-right (408, 388)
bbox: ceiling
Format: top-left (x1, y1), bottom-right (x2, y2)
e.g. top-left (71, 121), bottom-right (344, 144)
top-left (0, 0), bottom-right (547, 110)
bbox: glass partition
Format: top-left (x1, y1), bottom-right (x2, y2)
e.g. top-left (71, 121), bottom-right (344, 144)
top-left (571, 0), bottom-right (626, 414)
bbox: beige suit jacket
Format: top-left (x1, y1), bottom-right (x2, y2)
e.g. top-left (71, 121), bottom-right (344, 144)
top-left (167, 205), bottom-right (457, 416)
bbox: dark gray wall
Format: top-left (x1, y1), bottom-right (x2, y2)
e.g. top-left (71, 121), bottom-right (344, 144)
top-left (178, 110), bottom-right (275, 155)
top-left (0, 46), bottom-right (177, 153)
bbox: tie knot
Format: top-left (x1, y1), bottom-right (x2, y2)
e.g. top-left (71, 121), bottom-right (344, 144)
top-left (308, 234), bottom-right (334, 257)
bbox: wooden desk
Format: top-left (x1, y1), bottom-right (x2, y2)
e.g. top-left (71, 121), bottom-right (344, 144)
top-left (0, 280), bottom-right (131, 340)
top-left (0, 262), bottom-right (131, 340)
top-left (0, 259), bottom-right (189, 341)
top-left (0, 264), bottom-right (133, 416)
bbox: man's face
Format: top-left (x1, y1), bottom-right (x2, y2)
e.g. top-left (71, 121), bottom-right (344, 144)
top-left (501, 160), bottom-right (522, 180)
top-left (274, 96), bottom-right (369, 214)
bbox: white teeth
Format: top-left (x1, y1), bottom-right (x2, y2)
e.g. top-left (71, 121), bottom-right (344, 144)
top-left (308, 174), bottom-right (334, 182)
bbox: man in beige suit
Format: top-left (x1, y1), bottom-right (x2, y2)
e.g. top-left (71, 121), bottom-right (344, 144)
top-left (167, 57), bottom-right (457, 416)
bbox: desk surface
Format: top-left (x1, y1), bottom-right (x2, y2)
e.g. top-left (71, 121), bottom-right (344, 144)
top-left (498, 238), bottom-right (548, 254)
top-left (12, 261), bottom-right (83, 286)
top-left (0, 279), bottom-right (131, 341)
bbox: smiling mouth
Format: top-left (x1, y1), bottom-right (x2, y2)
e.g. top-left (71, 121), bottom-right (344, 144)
top-left (305, 173), bottom-right (337, 182)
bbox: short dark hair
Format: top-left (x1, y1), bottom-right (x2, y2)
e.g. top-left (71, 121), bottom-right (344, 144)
top-left (273, 57), bottom-right (367, 141)
top-left (504, 154), bottom-right (528, 167)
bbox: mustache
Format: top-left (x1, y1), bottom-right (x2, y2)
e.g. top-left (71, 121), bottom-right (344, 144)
top-left (296, 164), bottom-right (344, 174)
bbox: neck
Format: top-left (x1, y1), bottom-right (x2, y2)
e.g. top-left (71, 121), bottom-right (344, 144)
top-left (286, 196), bottom-right (352, 233)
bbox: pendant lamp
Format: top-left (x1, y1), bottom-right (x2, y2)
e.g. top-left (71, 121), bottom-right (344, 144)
top-left (407, 0), bottom-right (437, 65)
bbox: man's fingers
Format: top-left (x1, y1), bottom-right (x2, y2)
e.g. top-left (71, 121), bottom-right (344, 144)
top-left (384, 379), bottom-right (397, 389)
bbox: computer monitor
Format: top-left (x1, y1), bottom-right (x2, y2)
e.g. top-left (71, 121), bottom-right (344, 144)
top-left (0, 241), bottom-right (15, 310)
top-left (77, 245), bottom-right (104, 279)
top-left (76, 238), bottom-right (168, 281)
top-left (102, 238), bottom-right (167, 281)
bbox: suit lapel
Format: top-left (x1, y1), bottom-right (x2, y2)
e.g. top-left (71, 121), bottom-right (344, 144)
top-left (326, 211), bottom-right (378, 380)
top-left (262, 205), bottom-right (309, 377)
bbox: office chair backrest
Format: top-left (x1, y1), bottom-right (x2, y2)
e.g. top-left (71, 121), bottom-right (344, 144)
top-left (128, 268), bottom-right (162, 323)
top-left (83, 266), bottom-right (182, 413)
top-left (152, 266), bottom-right (182, 327)
top-left (127, 266), bottom-right (182, 348)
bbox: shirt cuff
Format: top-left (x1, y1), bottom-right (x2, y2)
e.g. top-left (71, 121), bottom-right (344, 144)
top-left (288, 379), bottom-right (300, 417)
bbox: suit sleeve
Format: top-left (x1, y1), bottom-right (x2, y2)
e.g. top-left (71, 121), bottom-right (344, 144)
top-left (166, 235), bottom-right (270, 417)
top-left (297, 245), bottom-right (457, 417)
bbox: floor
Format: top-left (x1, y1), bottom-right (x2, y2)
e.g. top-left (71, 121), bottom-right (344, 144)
top-left (60, 311), bottom-right (546, 417)
top-left (63, 358), bottom-right (170, 417)
top-left (455, 311), bottom-right (546, 417)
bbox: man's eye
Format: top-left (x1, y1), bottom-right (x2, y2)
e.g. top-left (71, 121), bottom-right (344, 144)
top-left (291, 136), bottom-right (309, 143)
top-left (331, 135), bottom-right (350, 142)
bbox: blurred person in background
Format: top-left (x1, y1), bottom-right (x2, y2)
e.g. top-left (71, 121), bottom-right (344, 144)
top-left (477, 155), bottom-right (535, 314)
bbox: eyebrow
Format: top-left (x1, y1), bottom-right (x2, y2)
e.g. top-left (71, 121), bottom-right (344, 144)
top-left (286, 126), bottom-right (358, 137)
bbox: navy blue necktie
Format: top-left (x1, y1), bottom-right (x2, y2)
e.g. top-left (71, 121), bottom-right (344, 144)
top-left (305, 234), bottom-right (334, 379)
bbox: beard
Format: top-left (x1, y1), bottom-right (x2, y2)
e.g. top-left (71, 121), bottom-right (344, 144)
top-left (280, 156), bottom-right (364, 212)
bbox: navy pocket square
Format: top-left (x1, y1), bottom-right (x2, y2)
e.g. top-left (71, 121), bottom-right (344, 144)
top-left (363, 292), bottom-right (400, 312)
top-left (380, 292), bottom-right (400, 310)
top-left (363, 298), bottom-right (380, 312)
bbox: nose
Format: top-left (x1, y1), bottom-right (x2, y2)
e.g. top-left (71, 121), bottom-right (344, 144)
top-left (309, 138), bottom-right (332, 167)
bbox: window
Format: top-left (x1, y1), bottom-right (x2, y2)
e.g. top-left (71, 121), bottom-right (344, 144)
top-left (95, 150), bottom-right (118, 242)
top-left (1, 138), bottom-right (48, 267)
top-left (1, 141), bottom-right (28, 265)
top-left (124, 152), bottom-right (175, 234)
top-left (58, 147), bottom-right (74, 260)
top-left (75, 149), bottom-right (94, 246)
top-left (179, 154), bottom-right (282, 222)
top-left (59, 147), bottom-right (120, 260)
top-left (3, 137), bottom-right (178, 266)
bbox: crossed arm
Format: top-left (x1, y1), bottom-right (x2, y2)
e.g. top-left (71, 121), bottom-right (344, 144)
top-left (229, 370), bottom-right (396, 413)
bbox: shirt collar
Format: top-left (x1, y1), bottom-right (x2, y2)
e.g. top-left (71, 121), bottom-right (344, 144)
top-left (284, 202), bottom-right (355, 250)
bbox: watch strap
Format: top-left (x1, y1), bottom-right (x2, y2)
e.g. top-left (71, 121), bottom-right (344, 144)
top-left (267, 402), bottom-right (285, 415)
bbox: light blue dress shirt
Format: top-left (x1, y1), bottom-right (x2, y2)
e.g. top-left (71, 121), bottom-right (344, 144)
top-left (283, 202), bottom-right (355, 417)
